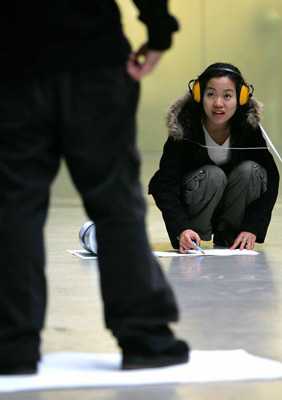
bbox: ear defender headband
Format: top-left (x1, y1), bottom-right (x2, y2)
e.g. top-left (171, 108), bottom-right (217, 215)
top-left (188, 67), bottom-right (254, 106)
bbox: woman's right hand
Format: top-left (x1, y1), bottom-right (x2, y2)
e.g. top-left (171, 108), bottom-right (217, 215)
top-left (179, 229), bottom-right (201, 253)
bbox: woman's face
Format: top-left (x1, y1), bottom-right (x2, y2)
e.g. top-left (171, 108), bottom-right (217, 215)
top-left (203, 76), bottom-right (237, 127)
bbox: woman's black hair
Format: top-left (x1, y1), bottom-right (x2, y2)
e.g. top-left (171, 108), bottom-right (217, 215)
top-left (190, 62), bottom-right (251, 133)
top-left (198, 62), bottom-right (245, 96)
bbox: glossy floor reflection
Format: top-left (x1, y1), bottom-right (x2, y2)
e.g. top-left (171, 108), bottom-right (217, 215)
top-left (1, 156), bottom-right (281, 400)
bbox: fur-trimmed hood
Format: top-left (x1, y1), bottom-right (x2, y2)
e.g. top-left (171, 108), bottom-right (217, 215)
top-left (166, 92), bottom-right (263, 141)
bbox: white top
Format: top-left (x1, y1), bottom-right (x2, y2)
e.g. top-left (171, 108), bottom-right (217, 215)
top-left (203, 125), bottom-right (231, 165)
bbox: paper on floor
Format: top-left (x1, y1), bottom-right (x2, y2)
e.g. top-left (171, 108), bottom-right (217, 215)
top-left (68, 249), bottom-right (97, 259)
top-left (68, 249), bottom-right (259, 260)
top-left (1, 350), bottom-right (282, 393)
top-left (153, 249), bottom-right (259, 257)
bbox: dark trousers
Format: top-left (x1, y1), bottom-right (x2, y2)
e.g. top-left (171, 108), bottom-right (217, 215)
top-left (0, 66), bottom-right (179, 368)
top-left (182, 162), bottom-right (267, 242)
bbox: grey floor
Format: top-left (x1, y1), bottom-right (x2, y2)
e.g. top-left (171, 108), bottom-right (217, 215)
top-left (1, 154), bottom-right (282, 400)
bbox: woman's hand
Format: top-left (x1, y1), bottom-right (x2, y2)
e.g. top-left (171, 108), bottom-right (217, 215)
top-left (230, 231), bottom-right (256, 250)
top-left (179, 229), bottom-right (201, 253)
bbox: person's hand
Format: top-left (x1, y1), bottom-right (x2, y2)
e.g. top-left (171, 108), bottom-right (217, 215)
top-left (230, 231), bottom-right (256, 250)
top-left (126, 43), bottom-right (163, 81)
top-left (179, 229), bottom-right (201, 254)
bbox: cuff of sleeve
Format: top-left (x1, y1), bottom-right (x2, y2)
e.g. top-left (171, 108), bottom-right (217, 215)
top-left (147, 27), bottom-right (173, 50)
top-left (142, 16), bottom-right (179, 50)
top-left (241, 223), bottom-right (265, 243)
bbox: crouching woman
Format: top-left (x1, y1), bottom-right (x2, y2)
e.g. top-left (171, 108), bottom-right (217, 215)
top-left (149, 62), bottom-right (280, 252)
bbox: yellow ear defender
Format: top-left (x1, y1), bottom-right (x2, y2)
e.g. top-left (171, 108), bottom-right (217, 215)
top-left (190, 80), bottom-right (201, 103)
top-left (188, 69), bottom-right (254, 106)
top-left (238, 83), bottom-right (252, 106)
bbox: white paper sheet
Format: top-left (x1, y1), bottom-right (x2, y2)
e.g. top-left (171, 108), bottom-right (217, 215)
top-left (0, 350), bottom-right (282, 393)
top-left (153, 249), bottom-right (259, 257)
top-left (68, 249), bottom-right (259, 260)
top-left (68, 249), bottom-right (98, 259)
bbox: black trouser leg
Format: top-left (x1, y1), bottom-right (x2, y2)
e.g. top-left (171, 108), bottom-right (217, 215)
top-left (62, 67), bottom-right (184, 353)
top-left (0, 76), bottom-right (60, 369)
top-left (0, 200), bottom-right (47, 368)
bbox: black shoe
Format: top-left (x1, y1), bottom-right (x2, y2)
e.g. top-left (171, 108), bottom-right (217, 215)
top-left (0, 363), bottom-right (37, 375)
top-left (122, 340), bottom-right (189, 370)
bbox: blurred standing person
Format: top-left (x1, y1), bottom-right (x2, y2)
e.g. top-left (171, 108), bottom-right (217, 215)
top-left (0, 1), bottom-right (189, 374)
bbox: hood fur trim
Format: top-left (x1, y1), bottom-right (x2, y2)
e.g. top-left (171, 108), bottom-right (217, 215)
top-left (166, 92), bottom-right (263, 140)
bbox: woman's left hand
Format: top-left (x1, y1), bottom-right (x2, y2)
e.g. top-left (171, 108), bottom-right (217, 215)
top-left (230, 231), bottom-right (256, 250)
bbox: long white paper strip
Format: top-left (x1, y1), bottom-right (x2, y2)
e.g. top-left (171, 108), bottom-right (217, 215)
top-left (153, 249), bottom-right (259, 257)
top-left (68, 249), bottom-right (259, 260)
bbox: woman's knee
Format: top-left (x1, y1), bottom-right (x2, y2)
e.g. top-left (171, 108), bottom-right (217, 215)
top-left (230, 161), bottom-right (267, 188)
top-left (182, 165), bottom-right (227, 204)
top-left (203, 165), bottom-right (227, 188)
